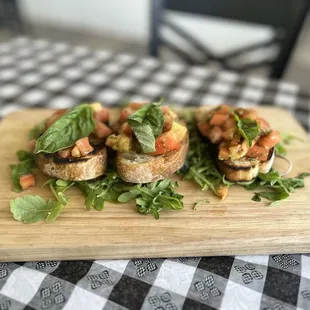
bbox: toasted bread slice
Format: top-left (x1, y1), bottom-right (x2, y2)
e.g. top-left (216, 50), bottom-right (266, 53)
top-left (36, 144), bottom-right (107, 181)
top-left (217, 148), bottom-right (275, 182)
top-left (117, 134), bottom-right (189, 183)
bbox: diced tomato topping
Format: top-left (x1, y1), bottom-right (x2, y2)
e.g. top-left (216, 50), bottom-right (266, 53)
top-left (198, 122), bottom-right (210, 137)
top-left (246, 145), bottom-right (269, 161)
top-left (210, 114), bottom-right (228, 126)
top-left (218, 147), bottom-right (230, 160)
top-left (128, 102), bottom-right (146, 110)
top-left (241, 109), bottom-right (257, 120)
top-left (162, 113), bottom-right (173, 132)
top-left (94, 108), bottom-right (109, 123)
top-left (151, 135), bottom-right (180, 156)
top-left (94, 121), bottom-right (112, 138)
top-left (208, 126), bottom-right (223, 144)
top-left (120, 108), bottom-right (133, 123)
top-left (75, 137), bottom-right (94, 156)
top-left (161, 106), bottom-right (170, 113)
top-left (58, 147), bottom-right (72, 158)
top-left (222, 128), bottom-right (235, 141)
top-left (258, 130), bottom-right (281, 149)
top-left (19, 174), bottom-right (35, 190)
top-left (149, 122), bottom-right (186, 155)
top-left (119, 122), bottom-right (133, 136)
top-left (256, 117), bottom-right (270, 131)
top-left (216, 104), bottom-right (231, 114)
top-left (223, 117), bottom-right (236, 130)
top-left (230, 135), bottom-right (241, 146)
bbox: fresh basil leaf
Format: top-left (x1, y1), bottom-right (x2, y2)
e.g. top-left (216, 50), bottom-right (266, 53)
top-left (10, 150), bottom-right (36, 192)
top-left (233, 113), bottom-right (259, 147)
top-left (35, 104), bottom-right (95, 154)
top-left (10, 195), bottom-right (62, 223)
top-left (129, 123), bottom-right (157, 153)
top-left (127, 101), bottom-right (164, 153)
top-left (29, 121), bottom-right (45, 140)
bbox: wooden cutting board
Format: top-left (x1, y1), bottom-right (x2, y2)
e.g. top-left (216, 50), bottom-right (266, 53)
top-left (0, 107), bottom-right (310, 262)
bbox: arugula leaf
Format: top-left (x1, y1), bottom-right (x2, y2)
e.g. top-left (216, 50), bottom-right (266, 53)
top-left (258, 170), bottom-right (280, 185)
top-left (233, 113), bottom-right (259, 147)
top-left (10, 195), bottom-right (62, 223)
top-left (127, 100), bottom-right (164, 153)
top-left (178, 119), bottom-right (226, 197)
top-left (254, 190), bottom-right (289, 206)
top-left (35, 104), bottom-right (95, 154)
top-left (10, 150), bottom-right (36, 192)
top-left (252, 193), bottom-right (261, 202)
top-left (250, 171), bottom-right (310, 205)
top-left (118, 179), bottom-right (184, 219)
top-left (193, 199), bottom-right (210, 210)
top-left (44, 178), bottom-right (75, 206)
top-left (29, 121), bottom-right (45, 140)
top-left (275, 132), bottom-right (304, 156)
top-left (274, 142), bottom-right (287, 156)
top-left (77, 172), bottom-right (126, 211)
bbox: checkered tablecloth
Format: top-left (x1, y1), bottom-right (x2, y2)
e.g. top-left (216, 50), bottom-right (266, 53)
top-left (1, 37), bottom-right (310, 310)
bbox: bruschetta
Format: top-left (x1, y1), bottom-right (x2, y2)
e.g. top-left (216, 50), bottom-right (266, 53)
top-left (196, 104), bottom-right (281, 182)
top-left (106, 102), bottom-right (189, 183)
top-left (35, 103), bottom-right (111, 181)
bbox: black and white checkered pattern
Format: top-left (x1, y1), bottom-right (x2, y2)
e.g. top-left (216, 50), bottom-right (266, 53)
top-left (1, 255), bottom-right (310, 309)
top-left (1, 36), bottom-right (310, 309)
top-left (0, 37), bottom-right (309, 132)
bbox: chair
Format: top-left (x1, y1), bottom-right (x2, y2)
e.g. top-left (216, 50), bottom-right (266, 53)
top-left (149, 0), bottom-right (310, 78)
top-left (0, 0), bottom-right (25, 34)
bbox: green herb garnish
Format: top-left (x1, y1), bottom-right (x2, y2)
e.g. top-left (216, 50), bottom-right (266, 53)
top-left (248, 170), bottom-right (310, 206)
top-left (29, 121), bottom-right (45, 140)
top-left (10, 150), bottom-right (36, 192)
top-left (10, 195), bottom-right (62, 223)
top-left (76, 172), bottom-right (128, 211)
top-left (35, 104), bottom-right (95, 154)
top-left (127, 100), bottom-right (164, 153)
top-left (118, 179), bottom-right (183, 219)
top-left (193, 199), bottom-right (210, 210)
top-left (233, 113), bottom-right (260, 147)
top-left (275, 132), bottom-right (304, 156)
top-left (43, 178), bottom-right (75, 206)
top-left (178, 117), bottom-right (227, 198)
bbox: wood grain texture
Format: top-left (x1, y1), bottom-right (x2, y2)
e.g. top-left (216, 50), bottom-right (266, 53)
top-left (0, 107), bottom-right (310, 262)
